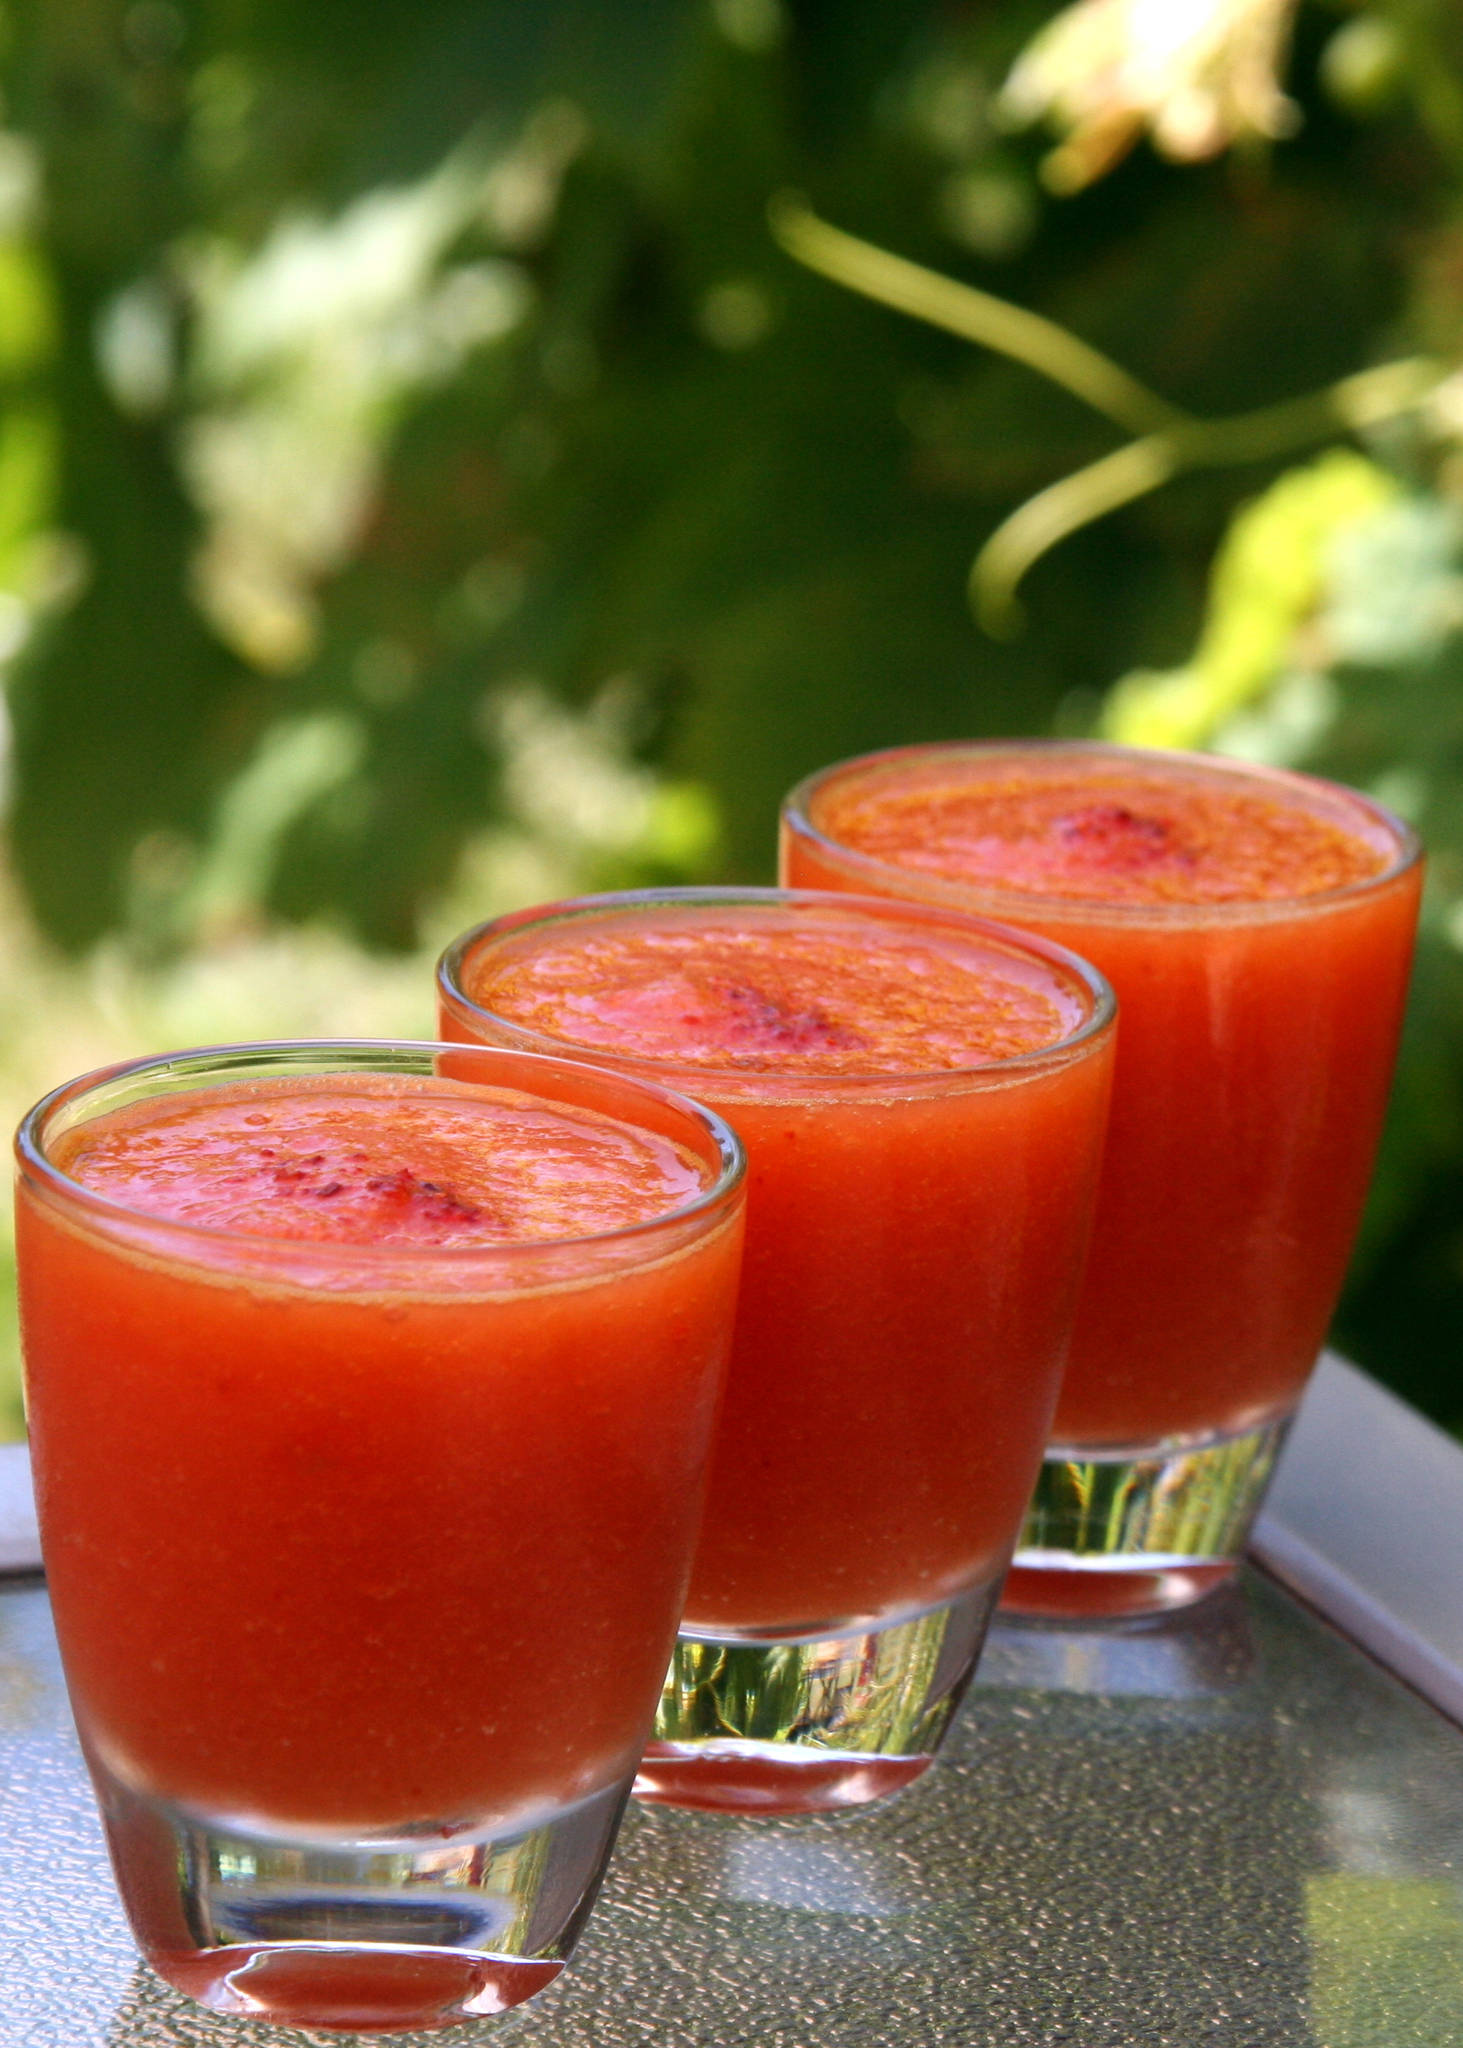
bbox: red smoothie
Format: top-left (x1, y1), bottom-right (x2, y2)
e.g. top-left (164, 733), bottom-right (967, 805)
top-left (782, 744), bottom-right (1422, 1455)
top-left (17, 1056), bottom-right (744, 1831)
top-left (439, 893), bottom-right (1116, 1633)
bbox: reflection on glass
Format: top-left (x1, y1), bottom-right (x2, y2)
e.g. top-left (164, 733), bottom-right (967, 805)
top-left (723, 1836), bottom-right (910, 1920)
top-left (979, 1586), bottom-right (1258, 1700)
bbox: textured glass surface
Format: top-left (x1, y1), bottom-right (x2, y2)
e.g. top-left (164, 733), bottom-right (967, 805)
top-left (3, 1568), bottom-right (1463, 2046)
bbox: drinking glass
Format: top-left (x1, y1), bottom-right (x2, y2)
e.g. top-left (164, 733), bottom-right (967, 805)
top-left (14, 1040), bottom-right (744, 2034)
top-left (782, 741), bottom-right (1422, 1618)
top-left (439, 890), bottom-right (1115, 1811)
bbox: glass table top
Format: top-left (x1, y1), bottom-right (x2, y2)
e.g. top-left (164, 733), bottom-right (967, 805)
top-left (2, 1566), bottom-right (1460, 2046)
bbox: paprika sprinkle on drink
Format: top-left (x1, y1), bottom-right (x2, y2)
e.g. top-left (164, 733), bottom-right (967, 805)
top-left (807, 757), bottom-right (1392, 905)
top-left (472, 914), bottom-right (1089, 1074)
top-left (54, 1077), bottom-right (709, 1250)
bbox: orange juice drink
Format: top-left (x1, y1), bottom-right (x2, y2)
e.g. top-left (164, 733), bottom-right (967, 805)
top-left (782, 742), bottom-right (1422, 1618)
top-left (439, 891), bottom-right (1115, 1811)
top-left (16, 1041), bottom-right (744, 2033)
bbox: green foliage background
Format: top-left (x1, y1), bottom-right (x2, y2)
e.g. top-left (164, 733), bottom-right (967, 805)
top-left (3, 0), bottom-right (1463, 1431)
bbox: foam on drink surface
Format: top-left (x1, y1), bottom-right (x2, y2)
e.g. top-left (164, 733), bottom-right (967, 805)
top-left (55, 1077), bottom-right (708, 1247)
top-left (811, 760), bottom-right (1392, 907)
top-left (466, 907), bottom-right (1088, 1074)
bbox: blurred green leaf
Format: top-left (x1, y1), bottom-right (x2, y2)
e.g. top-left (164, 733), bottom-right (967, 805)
top-left (5, 0), bottom-right (1463, 1421)
top-left (1104, 451), bottom-right (1400, 748)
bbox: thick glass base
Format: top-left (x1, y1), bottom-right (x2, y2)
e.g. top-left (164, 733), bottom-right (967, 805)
top-left (635, 1574), bottom-right (1001, 1814)
top-left (87, 1747), bottom-right (631, 2033)
top-left (1005, 1416), bottom-right (1291, 1621)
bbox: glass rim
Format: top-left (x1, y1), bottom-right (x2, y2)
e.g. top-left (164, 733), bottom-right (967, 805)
top-left (781, 739), bottom-right (1425, 929)
top-left (14, 1036), bottom-right (747, 1271)
top-left (436, 885), bottom-right (1118, 1096)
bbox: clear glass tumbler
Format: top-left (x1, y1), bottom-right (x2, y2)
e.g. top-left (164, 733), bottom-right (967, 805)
top-left (782, 740), bottom-right (1423, 1619)
top-left (14, 1040), bottom-right (744, 2034)
top-left (439, 889), bottom-right (1116, 1812)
